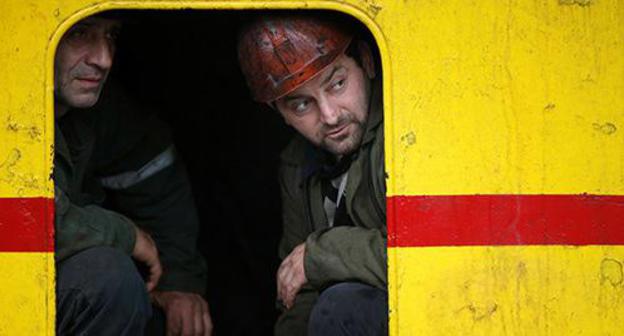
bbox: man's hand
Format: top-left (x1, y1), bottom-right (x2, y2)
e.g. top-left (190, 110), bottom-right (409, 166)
top-left (133, 227), bottom-right (162, 291)
top-left (152, 291), bottom-right (213, 336)
top-left (277, 243), bottom-right (308, 309)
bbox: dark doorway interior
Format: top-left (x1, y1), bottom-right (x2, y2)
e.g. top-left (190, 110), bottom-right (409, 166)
top-left (112, 11), bottom-right (291, 335)
top-left (109, 10), bottom-right (374, 335)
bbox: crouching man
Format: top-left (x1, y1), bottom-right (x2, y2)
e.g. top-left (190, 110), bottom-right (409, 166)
top-left (238, 14), bottom-right (387, 336)
top-left (54, 13), bottom-right (212, 335)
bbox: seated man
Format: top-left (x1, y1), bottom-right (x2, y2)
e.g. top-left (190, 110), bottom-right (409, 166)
top-left (238, 14), bottom-right (387, 336)
top-left (54, 13), bottom-right (212, 335)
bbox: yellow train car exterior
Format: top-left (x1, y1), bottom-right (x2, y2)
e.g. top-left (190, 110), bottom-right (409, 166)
top-left (0, 0), bottom-right (622, 335)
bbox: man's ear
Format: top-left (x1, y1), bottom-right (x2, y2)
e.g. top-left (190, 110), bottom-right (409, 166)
top-left (358, 41), bottom-right (376, 79)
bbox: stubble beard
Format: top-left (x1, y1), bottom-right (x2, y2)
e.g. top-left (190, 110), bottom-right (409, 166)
top-left (55, 66), bottom-right (108, 110)
top-left (320, 119), bottom-right (366, 157)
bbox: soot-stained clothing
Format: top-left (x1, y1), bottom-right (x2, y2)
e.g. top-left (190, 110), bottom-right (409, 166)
top-left (54, 83), bottom-right (207, 295)
top-left (275, 81), bottom-right (386, 335)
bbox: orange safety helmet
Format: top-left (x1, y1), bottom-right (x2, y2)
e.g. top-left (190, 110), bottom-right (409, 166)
top-left (237, 14), bottom-right (353, 103)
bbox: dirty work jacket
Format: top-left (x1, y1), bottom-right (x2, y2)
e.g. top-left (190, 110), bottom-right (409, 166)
top-left (54, 83), bottom-right (207, 295)
top-left (275, 81), bottom-right (386, 335)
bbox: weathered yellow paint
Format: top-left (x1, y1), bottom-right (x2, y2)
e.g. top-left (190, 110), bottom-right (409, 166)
top-left (0, 253), bottom-right (55, 335)
top-left (0, 4), bottom-right (55, 198)
top-left (388, 246), bottom-right (624, 336)
top-left (380, 0), bottom-right (624, 196)
top-left (383, 2), bottom-right (623, 335)
top-left (2, 0), bottom-right (622, 335)
top-left (0, 1), bottom-right (389, 335)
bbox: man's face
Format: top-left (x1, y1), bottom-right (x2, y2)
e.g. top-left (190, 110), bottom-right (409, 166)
top-left (275, 50), bottom-right (374, 157)
top-left (54, 17), bottom-right (120, 110)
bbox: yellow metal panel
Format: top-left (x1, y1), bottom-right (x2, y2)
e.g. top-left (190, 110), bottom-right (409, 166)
top-left (0, 1), bottom-right (56, 198)
top-left (0, 253), bottom-right (55, 336)
top-left (2, 1), bottom-right (623, 335)
top-left (389, 246), bottom-right (624, 336)
top-left (0, 0), bottom-right (389, 199)
top-left (0, 1), bottom-right (388, 335)
top-left (380, 0), bottom-right (624, 196)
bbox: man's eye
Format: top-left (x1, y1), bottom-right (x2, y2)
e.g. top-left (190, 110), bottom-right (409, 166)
top-left (67, 28), bottom-right (87, 40)
top-left (291, 100), bottom-right (309, 114)
top-left (331, 79), bottom-right (346, 92)
top-left (106, 30), bottom-right (120, 42)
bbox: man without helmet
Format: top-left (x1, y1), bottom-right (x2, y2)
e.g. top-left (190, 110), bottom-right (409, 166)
top-left (54, 13), bottom-right (212, 335)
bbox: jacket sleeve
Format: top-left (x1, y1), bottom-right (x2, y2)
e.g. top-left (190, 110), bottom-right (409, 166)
top-left (91, 84), bottom-right (207, 295)
top-left (105, 159), bottom-right (207, 295)
top-left (279, 158), bottom-right (387, 290)
top-left (304, 226), bottom-right (387, 289)
top-left (278, 168), bottom-right (310, 260)
top-left (278, 162), bottom-right (386, 290)
top-left (54, 186), bottom-right (136, 261)
top-left (303, 125), bottom-right (387, 290)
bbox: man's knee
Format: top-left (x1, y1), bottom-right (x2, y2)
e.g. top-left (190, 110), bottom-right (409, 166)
top-left (309, 282), bottom-right (388, 336)
top-left (58, 246), bottom-right (148, 306)
top-left (57, 247), bottom-right (151, 334)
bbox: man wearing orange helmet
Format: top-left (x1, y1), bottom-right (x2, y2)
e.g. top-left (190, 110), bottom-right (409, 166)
top-left (238, 13), bottom-right (387, 335)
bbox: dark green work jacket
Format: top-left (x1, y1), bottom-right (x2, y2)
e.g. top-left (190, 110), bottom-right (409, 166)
top-left (275, 82), bottom-right (386, 335)
top-left (54, 84), bottom-right (207, 295)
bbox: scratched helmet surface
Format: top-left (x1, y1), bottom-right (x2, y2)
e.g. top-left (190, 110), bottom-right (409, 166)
top-left (237, 14), bottom-right (352, 103)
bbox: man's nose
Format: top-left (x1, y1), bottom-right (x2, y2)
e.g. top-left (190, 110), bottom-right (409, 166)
top-left (85, 37), bottom-right (114, 70)
top-left (318, 97), bottom-right (339, 126)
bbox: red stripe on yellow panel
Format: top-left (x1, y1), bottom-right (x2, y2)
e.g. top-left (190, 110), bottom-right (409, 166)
top-left (387, 195), bottom-right (624, 247)
top-left (0, 198), bottom-right (54, 252)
